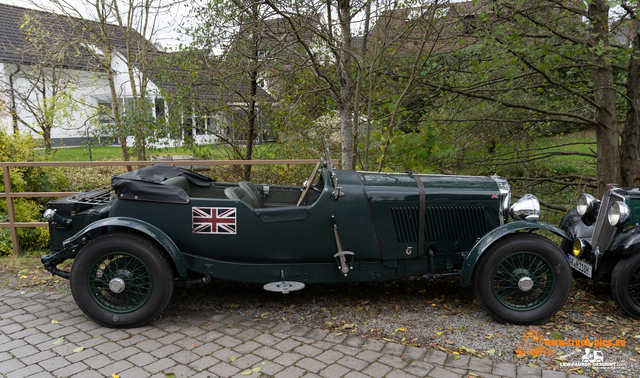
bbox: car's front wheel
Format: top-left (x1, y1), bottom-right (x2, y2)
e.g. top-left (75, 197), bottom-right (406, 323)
top-left (611, 253), bottom-right (640, 319)
top-left (70, 232), bottom-right (174, 328)
top-left (473, 233), bottom-right (572, 325)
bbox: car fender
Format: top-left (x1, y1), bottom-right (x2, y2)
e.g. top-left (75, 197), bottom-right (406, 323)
top-left (608, 226), bottom-right (640, 256)
top-left (460, 221), bottom-right (569, 287)
top-left (63, 217), bottom-right (188, 278)
top-left (559, 209), bottom-right (595, 241)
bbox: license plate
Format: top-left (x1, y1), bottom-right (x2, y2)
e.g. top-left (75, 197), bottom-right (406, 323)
top-left (567, 254), bottom-right (593, 278)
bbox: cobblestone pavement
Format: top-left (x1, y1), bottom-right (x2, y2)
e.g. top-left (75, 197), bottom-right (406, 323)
top-left (0, 289), bottom-right (589, 378)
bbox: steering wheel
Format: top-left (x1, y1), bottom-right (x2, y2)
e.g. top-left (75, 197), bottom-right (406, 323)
top-left (297, 161), bottom-right (322, 206)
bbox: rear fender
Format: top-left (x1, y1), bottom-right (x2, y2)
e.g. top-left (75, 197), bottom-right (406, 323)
top-left (460, 221), bottom-right (569, 287)
top-left (63, 217), bottom-right (187, 278)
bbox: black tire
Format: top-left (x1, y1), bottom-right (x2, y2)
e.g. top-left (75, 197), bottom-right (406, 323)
top-left (70, 232), bottom-right (174, 328)
top-left (611, 253), bottom-right (640, 319)
top-left (473, 233), bottom-right (572, 325)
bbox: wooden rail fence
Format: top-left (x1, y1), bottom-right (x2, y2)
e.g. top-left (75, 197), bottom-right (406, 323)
top-left (1, 159), bottom-right (329, 256)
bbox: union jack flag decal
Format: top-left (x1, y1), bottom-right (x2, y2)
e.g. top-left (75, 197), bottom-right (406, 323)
top-left (192, 207), bottom-right (237, 234)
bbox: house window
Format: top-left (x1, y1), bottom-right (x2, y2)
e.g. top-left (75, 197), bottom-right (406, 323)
top-left (257, 50), bottom-right (269, 60)
top-left (463, 15), bottom-right (477, 35)
top-left (155, 98), bottom-right (165, 120)
top-left (97, 100), bottom-right (113, 124)
top-left (195, 117), bottom-right (207, 135)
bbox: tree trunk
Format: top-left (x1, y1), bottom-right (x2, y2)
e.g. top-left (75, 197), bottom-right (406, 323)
top-left (338, 0), bottom-right (354, 170)
top-left (43, 126), bottom-right (51, 151)
top-left (243, 69), bottom-right (258, 181)
top-left (621, 29), bottom-right (640, 188)
top-left (107, 67), bottom-right (131, 170)
top-left (589, 0), bottom-right (620, 196)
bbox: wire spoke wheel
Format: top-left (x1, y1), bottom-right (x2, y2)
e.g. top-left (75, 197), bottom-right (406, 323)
top-left (473, 233), bottom-right (572, 325)
top-left (70, 233), bottom-right (174, 328)
top-left (88, 252), bottom-right (153, 313)
top-left (491, 252), bottom-right (555, 311)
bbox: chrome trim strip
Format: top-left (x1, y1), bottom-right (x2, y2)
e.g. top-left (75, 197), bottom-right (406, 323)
top-left (591, 191), bottom-right (616, 255)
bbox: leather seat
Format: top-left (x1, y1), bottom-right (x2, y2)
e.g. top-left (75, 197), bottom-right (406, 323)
top-left (224, 186), bottom-right (259, 209)
top-left (238, 181), bottom-right (264, 208)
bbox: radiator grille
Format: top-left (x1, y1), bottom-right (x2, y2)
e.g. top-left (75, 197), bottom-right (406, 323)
top-left (391, 206), bottom-right (488, 243)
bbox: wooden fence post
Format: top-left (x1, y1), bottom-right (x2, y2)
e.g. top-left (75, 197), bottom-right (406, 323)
top-left (2, 166), bottom-right (20, 256)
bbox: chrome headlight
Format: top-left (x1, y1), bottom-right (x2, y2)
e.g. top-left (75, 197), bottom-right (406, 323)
top-left (509, 194), bottom-right (540, 221)
top-left (577, 194), bottom-right (597, 216)
top-left (608, 201), bottom-right (631, 226)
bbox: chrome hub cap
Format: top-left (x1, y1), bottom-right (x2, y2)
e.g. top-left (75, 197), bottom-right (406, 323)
top-left (518, 277), bottom-right (534, 292)
top-left (109, 277), bottom-right (126, 293)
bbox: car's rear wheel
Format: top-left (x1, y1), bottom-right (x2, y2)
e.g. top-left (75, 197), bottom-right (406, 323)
top-left (611, 253), bottom-right (640, 319)
top-left (473, 233), bottom-right (572, 324)
top-left (70, 232), bottom-right (174, 328)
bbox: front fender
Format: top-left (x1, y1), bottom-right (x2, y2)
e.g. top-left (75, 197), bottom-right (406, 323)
top-left (559, 209), bottom-right (595, 242)
top-left (609, 226), bottom-right (640, 256)
top-left (460, 221), bottom-right (569, 287)
top-left (63, 217), bottom-right (187, 278)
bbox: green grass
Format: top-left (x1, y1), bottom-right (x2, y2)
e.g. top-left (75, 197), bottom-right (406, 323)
top-left (47, 145), bottom-right (200, 161)
top-left (44, 143), bottom-right (299, 162)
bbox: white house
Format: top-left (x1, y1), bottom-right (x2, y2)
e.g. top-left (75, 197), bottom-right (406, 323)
top-left (0, 3), bottom-right (263, 149)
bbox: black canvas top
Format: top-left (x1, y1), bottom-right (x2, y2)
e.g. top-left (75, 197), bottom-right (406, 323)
top-left (111, 163), bottom-right (214, 204)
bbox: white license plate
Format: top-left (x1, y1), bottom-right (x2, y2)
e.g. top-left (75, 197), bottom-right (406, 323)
top-left (567, 254), bottom-right (593, 278)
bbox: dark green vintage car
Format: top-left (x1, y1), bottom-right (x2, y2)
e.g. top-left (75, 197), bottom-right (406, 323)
top-left (560, 186), bottom-right (640, 319)
top-left (42, 148), bottom-right (573, 328)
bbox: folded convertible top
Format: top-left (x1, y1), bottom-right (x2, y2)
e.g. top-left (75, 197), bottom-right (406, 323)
top-left (111, 163), bottom-right (214, 203)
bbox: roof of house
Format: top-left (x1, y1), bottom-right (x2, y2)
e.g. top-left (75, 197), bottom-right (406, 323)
top-left (149, 50), bottom-right (272, 104)
top-left (0, 2), bottom-right (154, 71)
top-left (0, 3), bottom-right (266, 104)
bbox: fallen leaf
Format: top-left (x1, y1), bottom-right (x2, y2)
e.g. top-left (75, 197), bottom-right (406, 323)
top-left (165, 374), bottom-right (176, 378)
top-left (111, 375), bottom-right (120, 378)
top-left (52, 338), bottom-right (64, 345)
top-left (120, 335), bottom-right (131, 341)
top-left (73, 346), bottom-right (84, 353)
top-left (231, 356), bottom-right (236, 362)
top-left (191, 343), bottom-right (196, 347)
top-left (454, 355), bottom-right (460, 360)
top-left (252, 367), bottom-right (262, 372)
top-left (51, 320), bottom-right (59, 324)
top-left (487, 349), bottom-right (495, 354)
top-left (205, 322), bottom-right (212, 326)
top-left (460, 346), bottom-right (476, 354)
top-left (229, 304), bottom-right (239, 308)
top-left (240, 370), bottom-right (252, 375)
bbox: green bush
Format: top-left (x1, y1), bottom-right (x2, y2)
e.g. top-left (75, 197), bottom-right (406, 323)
top-left (0, 128), bottom-right (68, 255)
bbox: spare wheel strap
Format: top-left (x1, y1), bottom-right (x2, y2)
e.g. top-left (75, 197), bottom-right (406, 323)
top-left (408, 171), bottom-right (425, 258)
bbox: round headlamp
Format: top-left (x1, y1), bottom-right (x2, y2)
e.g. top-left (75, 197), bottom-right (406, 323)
top-left (509, 194), bottom-right (540, 221)
top-left (577, 194), bottom-right (597, 216)
top-left (572, 238), bottom-right (590, 257)
top-left (608, 201), bottom-right (631, 226)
